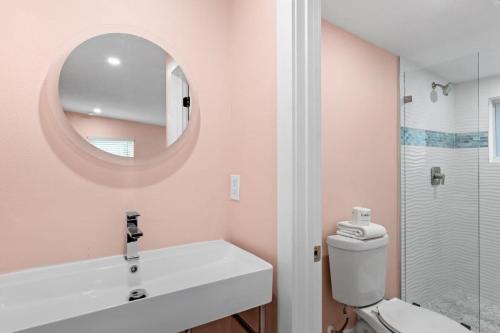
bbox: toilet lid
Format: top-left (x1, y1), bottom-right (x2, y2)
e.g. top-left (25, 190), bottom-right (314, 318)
top-left (377, 299), bottom-right (471, 333)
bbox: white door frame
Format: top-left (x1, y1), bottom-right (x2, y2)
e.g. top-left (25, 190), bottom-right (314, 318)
top-left (277, 1), bottom-right (322, 333)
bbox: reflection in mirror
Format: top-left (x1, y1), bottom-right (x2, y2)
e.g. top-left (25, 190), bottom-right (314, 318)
top-left (59, 33), bottom-right (191, 158)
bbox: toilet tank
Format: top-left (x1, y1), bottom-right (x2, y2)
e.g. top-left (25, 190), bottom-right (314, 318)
top-left (327, 234), bottom-right (388, 307)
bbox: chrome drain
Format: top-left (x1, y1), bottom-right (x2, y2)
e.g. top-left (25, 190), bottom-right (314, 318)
top-left (128, 288), bottom-right (148, 302)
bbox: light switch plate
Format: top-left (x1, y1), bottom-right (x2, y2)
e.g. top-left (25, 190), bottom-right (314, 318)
top-left (230, 175), bottom-right (240, 201)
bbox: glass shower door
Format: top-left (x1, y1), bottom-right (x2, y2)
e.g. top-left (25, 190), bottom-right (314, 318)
top-left (401, 54), bottom-right (480, 331)
top-left (478, 51), bottom-right (500, 333)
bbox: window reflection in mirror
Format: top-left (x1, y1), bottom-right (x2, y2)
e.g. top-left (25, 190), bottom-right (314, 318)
top-left (59, 33), bottom-right (191, 158)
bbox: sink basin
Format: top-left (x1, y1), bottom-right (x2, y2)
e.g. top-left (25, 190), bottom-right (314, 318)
top-left (0, 240), bottom-right (273, 333)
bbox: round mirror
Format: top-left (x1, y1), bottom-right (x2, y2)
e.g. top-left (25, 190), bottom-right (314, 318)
top-left (58, 33), bottom-right (192, 159)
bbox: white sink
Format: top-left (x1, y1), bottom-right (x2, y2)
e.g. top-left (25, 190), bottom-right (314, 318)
top-left (0, 240), bottom-right (273, 333)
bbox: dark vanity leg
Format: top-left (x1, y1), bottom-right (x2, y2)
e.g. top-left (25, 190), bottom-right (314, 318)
top-left (232, 305), bottom-right (266, 333)
top-left (259, 305), bottom-right (266, 333)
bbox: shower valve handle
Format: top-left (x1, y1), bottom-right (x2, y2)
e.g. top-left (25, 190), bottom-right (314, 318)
top-left (431, 167), bottom-right (445, 186)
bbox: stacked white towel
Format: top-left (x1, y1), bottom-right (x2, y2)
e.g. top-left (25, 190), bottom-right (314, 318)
top-left (336, 221), bottom-right (387, 240)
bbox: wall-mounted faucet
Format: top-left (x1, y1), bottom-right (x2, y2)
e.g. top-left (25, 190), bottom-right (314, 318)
top-left (431, 167), bottom-right (445, 186)
top-left (126, 211), bottom-right (143, 261)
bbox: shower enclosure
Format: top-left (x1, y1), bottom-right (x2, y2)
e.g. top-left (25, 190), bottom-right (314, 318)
top-left (401, 53), bottom-right (500, 333)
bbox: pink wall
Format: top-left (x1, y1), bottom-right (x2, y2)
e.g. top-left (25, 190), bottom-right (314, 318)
top-left (0, 1), bottom-right (276, 332)
top-left (321, 21), bottom-right (400, 330)
top-left (226, 0), bottom-right (277, 332)
top-left (0, 2), bottom-right (399, 332)
top-left (1, 0), bottom-right (231, 272)
top-left (65, 112), bottom-right (166, 159)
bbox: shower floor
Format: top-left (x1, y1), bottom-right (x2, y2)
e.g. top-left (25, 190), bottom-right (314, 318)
top-left (423, 290), bottom-right (500, 333)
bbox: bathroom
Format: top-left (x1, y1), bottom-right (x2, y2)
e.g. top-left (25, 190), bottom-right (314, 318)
top-left (0, 1), bottom-right (498, 332)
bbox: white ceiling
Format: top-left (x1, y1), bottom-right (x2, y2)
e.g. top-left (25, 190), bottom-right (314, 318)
top-left (322, 0), bottom-right (500, 82)
top-left (59, 33), bottom-right (168, 126)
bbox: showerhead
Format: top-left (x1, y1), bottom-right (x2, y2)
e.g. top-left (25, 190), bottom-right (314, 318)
top-left (432, 82), bottom-right (453, 96)
top-left (442, 83), bottom-right (452, 96)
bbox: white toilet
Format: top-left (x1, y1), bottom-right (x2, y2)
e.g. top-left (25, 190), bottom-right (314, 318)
top-left (327, 234), bottom-right (471, 333)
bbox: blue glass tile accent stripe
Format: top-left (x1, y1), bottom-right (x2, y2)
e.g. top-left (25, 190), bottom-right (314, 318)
top-left (427, 130), bottom-right (456, 148)
top-left (401, 127), bottom-right (454, 148)
top-left (401, 127), bottom-right (488, 149)
top-left (401, 127), bottom-right (428, 146)
top-left (455, 132), bottom-right (488, 148)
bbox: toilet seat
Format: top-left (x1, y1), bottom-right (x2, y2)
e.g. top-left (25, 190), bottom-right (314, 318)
top-left (376, 298), bottom-right (471, 333)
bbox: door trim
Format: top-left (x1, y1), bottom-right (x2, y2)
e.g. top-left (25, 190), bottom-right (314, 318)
top-left (277, 1), bottom-right (322, 332)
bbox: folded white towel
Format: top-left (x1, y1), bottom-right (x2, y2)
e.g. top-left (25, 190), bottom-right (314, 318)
top-left (336, 221), bottom-right (387, 240)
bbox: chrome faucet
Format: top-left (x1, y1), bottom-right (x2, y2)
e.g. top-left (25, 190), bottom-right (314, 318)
top-left (126, 211), bottom-right (143, 261)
